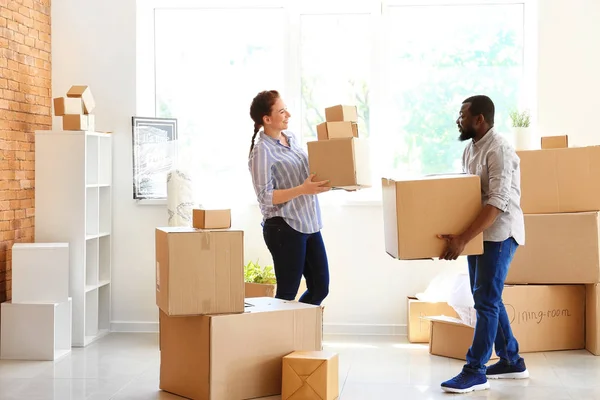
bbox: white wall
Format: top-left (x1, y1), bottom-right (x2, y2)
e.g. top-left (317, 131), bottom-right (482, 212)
top-left (537, 0), bottom-right (600, 146)
top-left (51, 0), bottom-right (600, 334)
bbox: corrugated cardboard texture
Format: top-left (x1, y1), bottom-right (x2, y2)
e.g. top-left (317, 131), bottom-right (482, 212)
top-left (541, 135), bottom-right (568, 149)
top-left (428, 317), bottom-right (495, 361)
top-left (504, 285), bottom-right (585, 352)
top-left (63, 114), bottom-right (94, 131)
top-left (160, 298), bottom-right (323, 400)
top-left (282, 351), bottom-right (339, 400)
top-left (407, 297), bottom-right (458, 343)
top-left (192, 209), bottom-right (231, 229)
top-left (324, 105), bottom-right (357, 122)
top-left (307, 138), bottom-right (371, 189)
top-left (245, 282), bottom-right (275, 298)
top-left (155, 227), bottom-right (245, 316)
top-left (66, 85), bottom-right (95, 114)
top-left (518, 146), bottom-right (600, 213)
top-left (53, 97), bottom-right (83, 116)
top-left (159, 309), bottom-right (210, 400)
top-left (507, 213), bottom-right (600, 284)
top-left (316, 122), bottom-right (358, 141)
top-left (382, 175), bottom-right (483, 260)
top-left (586, 283), bottom-right (600, 355)
top-left (429, 285), bottom-right (585, 360)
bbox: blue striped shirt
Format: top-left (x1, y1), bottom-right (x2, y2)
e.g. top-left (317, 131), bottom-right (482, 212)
top-left (248, 131), bottom-right (323, 234)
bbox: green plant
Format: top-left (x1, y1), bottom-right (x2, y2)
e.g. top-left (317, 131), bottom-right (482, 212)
top-left (509, 109), bottom-right (531, 128)
top-left (244, 260), bottom-right (276, 284)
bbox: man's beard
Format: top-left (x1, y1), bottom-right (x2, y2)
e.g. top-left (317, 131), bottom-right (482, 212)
top-left (459, 126), bottom-right (476, 142)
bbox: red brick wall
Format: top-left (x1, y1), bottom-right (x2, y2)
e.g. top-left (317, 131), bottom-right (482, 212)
top-left (0, 0), bottom-right (51, 303)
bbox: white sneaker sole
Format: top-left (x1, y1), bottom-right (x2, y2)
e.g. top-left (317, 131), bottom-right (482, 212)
top-left (441, 382), bottom-right (490, 394)
top-left (487, 370), bottom-right (529, 380)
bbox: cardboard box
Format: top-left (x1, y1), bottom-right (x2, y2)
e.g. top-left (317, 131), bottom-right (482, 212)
top-left (541, 135), bottom-right (568, 149)
top-left (429, 316), bottom-right (498, 360)
top-left (507, 212), bottom-right (600, 284)
top-left (155, 227), bottom-right (245, 316)
top-left (586, 283), bottom-right (600, 356)
top-left (503, 285), bottom-right (585, 352)
top-left (316, 121), bottom-right (358, 141)
top-left (518, 146), bottom-right (600, 214)
top-left (63, 114), bottom-right (95, 131)
top-left (307, 137), bottom-right (371, 190)
top-left (407, 297), bottom-right (458, 343)
top-left (428, 285), bottom-right (585, 360)
top-left (245, 282), bottom-right (275, 298)
top-left (324, 105), bottom-right (357, 122)
top-left (282, 351), bottom-right (339, 400)
top-left (159, 298), bottom-right (323, 400)
top-left (382, 175), bottom-right (483, 260)
top-left (53, 97), bottom-right (83, 116)
top-left (192, 209), bottom-right (231, 229)
top-left (66, 85), bottom-right (95, 114)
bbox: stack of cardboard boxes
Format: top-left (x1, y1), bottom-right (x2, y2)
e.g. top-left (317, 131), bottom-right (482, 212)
top-left (407, 135), bottom-right (599, 359)
top-left (307, 105), bottom-right (372, 190)
top-left (156, 208), bottom-right (338, 400)
top-left (53, 85), bottom-right (96, 131)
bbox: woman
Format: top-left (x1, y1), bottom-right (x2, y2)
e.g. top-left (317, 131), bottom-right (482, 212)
top-left (248, 90), bottom-right (331, 305)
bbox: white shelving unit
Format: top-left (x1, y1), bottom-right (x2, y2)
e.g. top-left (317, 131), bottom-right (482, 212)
top-left (35, 130), bottom-right (112, 347)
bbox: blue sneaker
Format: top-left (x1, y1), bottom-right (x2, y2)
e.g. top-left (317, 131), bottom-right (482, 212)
top-left (441, 371), bottom-right (490, 393)
top-left (486, 358), bottom-right (529, 379)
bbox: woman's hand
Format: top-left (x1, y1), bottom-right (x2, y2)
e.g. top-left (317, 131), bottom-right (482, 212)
top-left (301, 174), bottom-right (331, 195)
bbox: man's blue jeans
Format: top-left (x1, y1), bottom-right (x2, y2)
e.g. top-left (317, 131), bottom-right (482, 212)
top-left (464, 237), bottom-right (522, 375)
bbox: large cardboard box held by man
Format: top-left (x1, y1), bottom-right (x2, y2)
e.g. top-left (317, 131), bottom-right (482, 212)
top-left (155, 227), bottom-right (245, 316)
top-left (518, 146), bottom-right (600, 214)
top-left (382, 174), bottom-right (483, 260)
top-left (159, 297), bottom-right (323, 400)
top-left (307, 137), bottom-right (371, 190)
top-left (428, 285), bottom-right (585, 360)
top-left (507, 212), bottom-right (600, 284)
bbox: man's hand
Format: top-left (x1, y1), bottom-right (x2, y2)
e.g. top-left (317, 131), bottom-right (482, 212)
top-left (437, 234), bottom-right (468, 260)
top-left (301, 174), bottom-right (331, 195)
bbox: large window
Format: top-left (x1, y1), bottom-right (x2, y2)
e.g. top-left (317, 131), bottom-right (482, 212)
top-left (138, 0), bottom-right (531, 205)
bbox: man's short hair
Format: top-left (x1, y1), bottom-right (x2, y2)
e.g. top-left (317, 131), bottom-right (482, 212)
top-left (463, 95), bottom-right (495, 126)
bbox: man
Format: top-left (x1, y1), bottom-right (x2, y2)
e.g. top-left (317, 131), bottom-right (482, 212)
top-left (437, 95), bottom-right (529, 393)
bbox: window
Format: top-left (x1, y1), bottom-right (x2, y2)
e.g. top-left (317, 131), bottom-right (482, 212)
top-left (138, 1), bottom-right (531, 205)
top-left (152, 7), bottom-right (286, 206)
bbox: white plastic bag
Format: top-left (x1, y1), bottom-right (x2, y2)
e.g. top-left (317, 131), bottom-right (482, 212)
top-left (447, 273), bottom-right (477, 327)
top-left (167, 169), bottom-right (195, 227)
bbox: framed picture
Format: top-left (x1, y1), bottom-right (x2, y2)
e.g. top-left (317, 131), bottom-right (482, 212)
top-left (131, 116), bottom-right (178, 200)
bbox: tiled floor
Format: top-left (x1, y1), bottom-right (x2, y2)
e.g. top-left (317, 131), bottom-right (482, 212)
top-left (0, 333), bottom-right (599, 399)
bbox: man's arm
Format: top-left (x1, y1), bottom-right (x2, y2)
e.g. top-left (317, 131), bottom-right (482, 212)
top-left (439, 145), bottom-right (515, 260)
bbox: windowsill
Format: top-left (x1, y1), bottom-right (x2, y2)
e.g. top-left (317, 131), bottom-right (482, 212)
top-left (135, 199), bottom-right (167, 206)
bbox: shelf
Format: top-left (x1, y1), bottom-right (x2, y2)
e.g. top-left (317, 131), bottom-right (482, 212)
top-left (86, 187), bottom-right (99, 237)
top-left (35, 130), bottom-right (112, 348)
top-left (85, 239), bottom-right (98, 288)
top-left (99, 186), bottom-right (111, 234)
top-left (85, 280), bottom-right (110, 293)
top-left (86, 135), bottom-right (99, 185)
top-left (99, 235), bottom-right (110, 283)
top-left (98, 284), bottom-right (110, 332)
top-left (85, 290), bottom-right (99, 338)
top-left (98, 136), bottom-right (112, 186)
top-left (86, 232), bottom-right (110, 241)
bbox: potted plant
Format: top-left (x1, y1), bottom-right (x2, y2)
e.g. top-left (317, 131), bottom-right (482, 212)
top-left (509, 109), bottom-right (532, 150)
top-left (244, 260), bottom-right (277, 298)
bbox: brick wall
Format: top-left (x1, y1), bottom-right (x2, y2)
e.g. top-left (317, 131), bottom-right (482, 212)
top-left (0, 0), bottom-right (51, 303)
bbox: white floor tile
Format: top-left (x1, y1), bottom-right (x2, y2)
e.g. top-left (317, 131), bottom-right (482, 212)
top-left (0, 333), bottom-right (597, 399)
